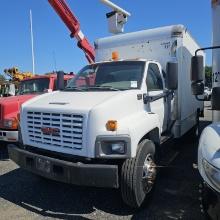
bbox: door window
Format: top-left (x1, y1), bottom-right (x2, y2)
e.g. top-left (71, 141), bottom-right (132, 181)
top-left (146, 63), bottom-right (163, 91)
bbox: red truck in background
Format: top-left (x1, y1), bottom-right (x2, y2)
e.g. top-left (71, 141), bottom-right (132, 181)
top-left (0, 74), bottom-right (73, 143)
top-left (0, 0), bottom-right (94, 143)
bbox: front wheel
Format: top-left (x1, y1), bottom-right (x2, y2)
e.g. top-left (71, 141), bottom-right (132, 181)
top-left (120, 139), bottom-right (157, 208)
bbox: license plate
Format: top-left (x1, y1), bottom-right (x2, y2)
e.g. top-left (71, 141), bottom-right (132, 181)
top-left (36, 157), bottom-right (51, 173)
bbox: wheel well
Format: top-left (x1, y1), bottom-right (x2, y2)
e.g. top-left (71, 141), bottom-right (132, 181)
top-left (138, 127), bottom-right (160, 146)
top-left (138, 127), bottom-right (160, 160)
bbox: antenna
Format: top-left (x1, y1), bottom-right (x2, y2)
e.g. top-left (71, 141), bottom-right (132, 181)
top-left (30, 10), bottom-right (35, 75)
top-left (100, 0), bottom-right (131, 34)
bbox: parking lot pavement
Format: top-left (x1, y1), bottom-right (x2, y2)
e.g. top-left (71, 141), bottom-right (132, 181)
top-left (0, 104), bottom-right (211, 220)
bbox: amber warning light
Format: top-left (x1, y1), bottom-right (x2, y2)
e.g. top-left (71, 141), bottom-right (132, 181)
top-left (112, 51), bottom-right (119, 61)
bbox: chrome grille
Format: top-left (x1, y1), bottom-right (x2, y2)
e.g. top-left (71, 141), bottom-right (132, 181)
top-left (27, 111), bottom-right (84, 150)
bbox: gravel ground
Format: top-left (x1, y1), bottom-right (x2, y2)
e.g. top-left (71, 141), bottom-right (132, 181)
top-left (0, 102), bottom-right (212, 220)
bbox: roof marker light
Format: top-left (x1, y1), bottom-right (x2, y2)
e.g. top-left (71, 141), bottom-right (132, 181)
top-left (112, 51), bottom-right (119, 61)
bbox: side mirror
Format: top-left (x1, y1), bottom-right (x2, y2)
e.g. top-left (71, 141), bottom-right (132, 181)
top-left (190, 55), bottom-right (204, 96)
top-left (166, 62), bottom-right (178, 90)
top-left (191, 56), bottom-right (204, 82)
top-left (57, 71), bottom-right (64, 90)
top-left (212, 87), bottom-right (220, 110)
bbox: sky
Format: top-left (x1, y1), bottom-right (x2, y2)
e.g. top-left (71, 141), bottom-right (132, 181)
top-left (0, 0), bottom-right (212, 75)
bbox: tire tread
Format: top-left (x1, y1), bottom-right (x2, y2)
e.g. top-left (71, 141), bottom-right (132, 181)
top-left (121, 139), bottom-right (155, 208)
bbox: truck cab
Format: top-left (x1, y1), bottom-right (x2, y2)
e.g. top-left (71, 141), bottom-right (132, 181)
top-left (0, 74), bottom-right (73, 142)
top-left (19, 60), bottom-right (167, 157)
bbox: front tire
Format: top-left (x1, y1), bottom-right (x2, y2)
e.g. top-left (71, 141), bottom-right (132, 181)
top-left (120, 139), bottom-right (157, 208)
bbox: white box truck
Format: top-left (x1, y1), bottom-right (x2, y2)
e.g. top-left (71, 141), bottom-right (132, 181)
top-left (9, 24), bottom-right (204, 208)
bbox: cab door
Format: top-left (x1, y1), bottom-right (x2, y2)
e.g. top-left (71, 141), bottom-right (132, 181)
top-left (145, 62), bottom-right (168, 133)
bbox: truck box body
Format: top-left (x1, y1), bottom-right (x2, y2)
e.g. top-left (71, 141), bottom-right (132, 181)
top-left (95, 25), bottom-right (204, 137)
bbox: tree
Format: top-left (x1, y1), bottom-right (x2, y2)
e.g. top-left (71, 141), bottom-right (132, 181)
top-left (205, 66), bottom-right (212, 87)
top-left (0, 74), bottom-right (5, 83)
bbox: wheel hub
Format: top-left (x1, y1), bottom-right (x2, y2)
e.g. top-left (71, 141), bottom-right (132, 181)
top-left (142, 154), bottom-right (157, 193)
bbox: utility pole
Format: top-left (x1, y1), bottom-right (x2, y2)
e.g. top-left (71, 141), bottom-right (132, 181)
top-left (30, 9), bottom-right (35, 75)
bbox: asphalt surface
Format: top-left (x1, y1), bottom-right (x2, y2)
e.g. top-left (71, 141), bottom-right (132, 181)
top-left (0, 102), bottom-right (212, 220)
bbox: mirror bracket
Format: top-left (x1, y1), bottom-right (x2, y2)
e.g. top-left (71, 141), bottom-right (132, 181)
top-left (143, 90), bottom-right (173, 104)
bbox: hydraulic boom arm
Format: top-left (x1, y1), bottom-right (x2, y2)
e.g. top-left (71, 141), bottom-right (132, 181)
top-left (48, 0), bottom-right (95, 63)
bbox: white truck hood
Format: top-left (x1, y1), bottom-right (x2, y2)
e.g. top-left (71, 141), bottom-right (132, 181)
top-left (22, 91), bottom-right (119, 113)
top-left (21, 90), bottom-right (143, 158)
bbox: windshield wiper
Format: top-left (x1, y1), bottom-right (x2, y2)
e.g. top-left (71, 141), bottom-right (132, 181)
top-left (64, 86), bottom-right (86, 91)
top-left (86, 86), bottom-right (121, 91)
top-left (65, 86), bottom-right (120, 91)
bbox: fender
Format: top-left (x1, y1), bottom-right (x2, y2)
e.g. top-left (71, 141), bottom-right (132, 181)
top-left (118, 111), bottom-right (160, 157)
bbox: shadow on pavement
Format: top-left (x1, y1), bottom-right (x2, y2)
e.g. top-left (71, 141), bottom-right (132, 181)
top-left (0, 167), bottom-right (134, 219)
top-left (0, 143), bottom-right (9, 161)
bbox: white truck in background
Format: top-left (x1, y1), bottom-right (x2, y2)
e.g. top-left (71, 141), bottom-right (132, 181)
top-left (9, 24), bottom-right (204, 208)
top-left (190, 0), bottom-right (220, 218)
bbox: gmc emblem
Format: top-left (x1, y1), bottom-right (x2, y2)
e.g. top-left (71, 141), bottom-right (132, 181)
top-left (41, 127), bottom-right (60, 135)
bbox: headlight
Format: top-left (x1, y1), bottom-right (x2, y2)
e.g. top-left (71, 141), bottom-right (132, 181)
top-left (95, 136), bottom-right (131, 158)
top-left (4, 120), bottom-right (13, 128)
top-left (97, 141), bottom-right (127, 157)
top-left (111, 142), bottom-right (125, 154)
top-left (3, 118), bottom-right (18, 129)
top-left (203, 159), bottom-right (220, 190)
top-left (102, 141), bottom-right (126, 155)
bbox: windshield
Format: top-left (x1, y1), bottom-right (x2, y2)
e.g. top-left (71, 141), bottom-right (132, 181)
top-left (17, 78), bottom-right (50, 95)
top-left (65, 61), bottom-right (145, 91)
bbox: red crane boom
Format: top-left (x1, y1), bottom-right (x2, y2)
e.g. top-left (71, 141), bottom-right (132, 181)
top-left (48, 0), bottom-right (95, 63)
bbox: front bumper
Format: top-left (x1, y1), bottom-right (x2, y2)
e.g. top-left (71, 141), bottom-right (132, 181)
top-left (8, 145), bottom-right (119, 188)
top-left (0, 130), bottom-right (18, 142)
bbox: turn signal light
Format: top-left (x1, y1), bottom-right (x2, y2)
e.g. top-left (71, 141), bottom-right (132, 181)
top-left (12, 118), bottom-right (19, 129)
top-left (4, 118), bottom-right (19, 129)
top-left (17, 113), bottom-right (20, 121)
top-left (106, 120), bottom-right (117, 131)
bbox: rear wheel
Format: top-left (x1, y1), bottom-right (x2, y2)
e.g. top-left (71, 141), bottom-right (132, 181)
top-left (120, 139), bottom-right (157, 208)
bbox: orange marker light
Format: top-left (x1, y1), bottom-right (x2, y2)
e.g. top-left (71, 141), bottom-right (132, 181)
top-left (112, 51), bottom-right (119, 61)
top-left (106, 120), bottom-right (118, 131)
top-left (17, 113), bottom-right (20, 122)
top-left (11, 119), bottom-right (19, 129)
